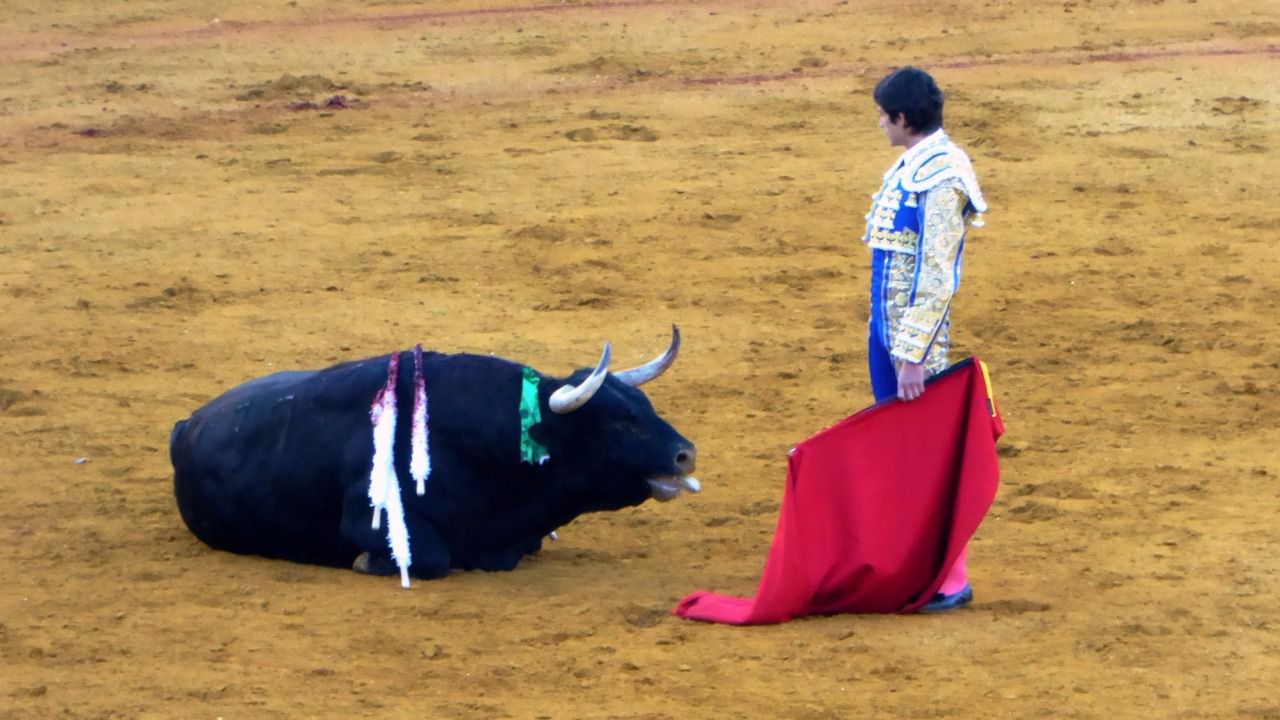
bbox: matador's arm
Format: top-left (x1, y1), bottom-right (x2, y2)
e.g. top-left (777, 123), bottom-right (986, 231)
top-left (891, 180), bottom-right (968, 364)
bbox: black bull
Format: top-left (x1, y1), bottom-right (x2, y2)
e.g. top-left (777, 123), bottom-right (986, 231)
top-left (170, 327), bottom-right (697, 581)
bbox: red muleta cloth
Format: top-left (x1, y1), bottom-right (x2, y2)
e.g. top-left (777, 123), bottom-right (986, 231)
top-left (674, 358), bottom-right (1004, 624)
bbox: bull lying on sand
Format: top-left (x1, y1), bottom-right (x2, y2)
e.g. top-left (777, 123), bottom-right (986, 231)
top-left (170, 326), bottom-right (698, 585)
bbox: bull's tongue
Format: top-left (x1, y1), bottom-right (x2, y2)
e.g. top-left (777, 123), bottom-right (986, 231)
top-left (647, 475), bottom-right (700, 501)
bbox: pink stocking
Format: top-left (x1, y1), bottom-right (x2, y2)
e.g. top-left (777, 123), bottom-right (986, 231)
top-left (939, 544), bottom-right (970, 595)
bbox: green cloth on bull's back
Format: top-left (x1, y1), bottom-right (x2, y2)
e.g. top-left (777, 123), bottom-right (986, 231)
top-left (519, 367), bottom-right (550, 465)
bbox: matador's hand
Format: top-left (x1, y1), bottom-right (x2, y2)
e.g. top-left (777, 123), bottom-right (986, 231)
top-left (897, 361), bottom-right (926, 401)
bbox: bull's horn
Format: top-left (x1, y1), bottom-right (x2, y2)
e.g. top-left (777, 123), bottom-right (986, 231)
top-left (613, 325), bottom-right (681, 388)
top-left (548, 343), bottom-right (612, 414)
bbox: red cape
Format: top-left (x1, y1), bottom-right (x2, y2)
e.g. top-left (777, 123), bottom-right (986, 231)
top-left (674, 358), bottom-right (1004, 624)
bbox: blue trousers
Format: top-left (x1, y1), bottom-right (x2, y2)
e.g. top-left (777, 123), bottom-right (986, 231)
top-left (868, 318), bottom-right (899, 403)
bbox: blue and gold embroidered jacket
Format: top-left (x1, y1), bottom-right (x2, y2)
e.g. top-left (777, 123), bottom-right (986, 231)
top-left (862, 130), bottom-right (987, 370)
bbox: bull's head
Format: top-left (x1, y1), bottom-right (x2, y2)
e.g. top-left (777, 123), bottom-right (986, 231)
top-left (536, 325), bottom-right (699, 507)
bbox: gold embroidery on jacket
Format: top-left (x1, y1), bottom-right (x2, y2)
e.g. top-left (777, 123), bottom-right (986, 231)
top-left (871, 203), bottom-right (897, 229)
top-left (867, 226), bottom-right (918, 254)
top-left (910, 154), bottom-right (953, 186)
top-left (886, 182), bottom-right (968, 366)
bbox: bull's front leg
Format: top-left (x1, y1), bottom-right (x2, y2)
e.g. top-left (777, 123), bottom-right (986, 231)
top-left (461, 533), bottom-right (545, 572)
top-left (460, 484), bottom-right (578, 571)
top-left (340, 482), bottom-right (451, 580)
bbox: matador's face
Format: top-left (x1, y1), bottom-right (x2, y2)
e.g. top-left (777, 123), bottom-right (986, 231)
top-left (877, 107), bottom-right (911, 148)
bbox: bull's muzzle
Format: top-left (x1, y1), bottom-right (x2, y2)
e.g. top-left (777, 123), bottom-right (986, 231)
top-left (675, 444), bottom-right (696, 475)
top-left (648, 443), bottom-right (699, 502)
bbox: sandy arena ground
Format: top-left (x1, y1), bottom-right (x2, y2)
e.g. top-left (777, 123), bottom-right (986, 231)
top-left (1, 0), bottom-right (1278, 717)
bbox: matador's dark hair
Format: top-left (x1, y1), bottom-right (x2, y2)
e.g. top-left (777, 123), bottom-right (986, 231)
top-left (873, 66), bottom-right (944, 135)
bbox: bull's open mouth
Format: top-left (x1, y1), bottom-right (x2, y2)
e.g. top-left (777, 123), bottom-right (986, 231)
top-left (646, 475), bottom-right (701, 502)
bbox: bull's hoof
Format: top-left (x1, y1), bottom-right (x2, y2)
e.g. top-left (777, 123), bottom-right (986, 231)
top-left (352, 551), bottom-right (396, 576)
top-left (353, 552), bottom-right (372, 574)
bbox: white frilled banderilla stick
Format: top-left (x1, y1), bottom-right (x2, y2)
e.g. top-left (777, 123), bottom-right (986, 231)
top-left (409, 344), bottom-right (431, 497)
top-left (367, 352), bottom-right (414, 588)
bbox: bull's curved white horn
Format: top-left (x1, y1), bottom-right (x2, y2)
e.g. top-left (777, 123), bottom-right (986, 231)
top-left (548, 343), bottom-right (612, 414)
top-left (613, 325), bottom-right (681, 388)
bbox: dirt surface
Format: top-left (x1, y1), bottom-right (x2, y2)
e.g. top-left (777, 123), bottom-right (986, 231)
top-left (2, 1), bottom-right (1278, 717)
